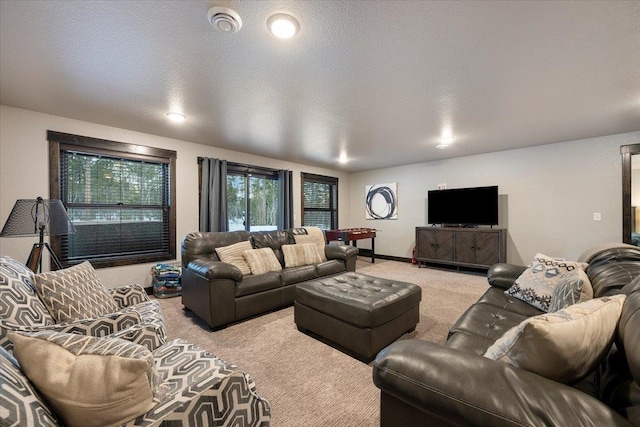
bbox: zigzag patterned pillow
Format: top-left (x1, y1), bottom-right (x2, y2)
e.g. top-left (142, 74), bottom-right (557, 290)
top-left (33, 261), bottom-right (118, 323)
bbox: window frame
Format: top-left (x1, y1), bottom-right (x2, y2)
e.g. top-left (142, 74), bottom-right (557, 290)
top-left (48, 131), bottom-right (177, 269)
top-left (301, 172), bottom-right (339, 230)
top-left (226, 162), bottom-right (280, 231)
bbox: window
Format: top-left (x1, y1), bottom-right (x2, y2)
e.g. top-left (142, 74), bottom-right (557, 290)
top-left (301, 173), bottom-right (338, 230)
top-left (227, 163), bottom-right (279, 231)
top-left (49, 131), bottom-right (176, 268)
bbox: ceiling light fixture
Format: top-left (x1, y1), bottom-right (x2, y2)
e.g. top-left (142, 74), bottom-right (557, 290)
top-left (208, 6), bottom-right (242, 33)
top-left (437, 132), bottom-right (454, 149)
top-left (338, 153), bottom-right (348, 164)
top-left (267, 13), bottom-right (300, 39)
top-left (166, 112), bottom-right (186, 123)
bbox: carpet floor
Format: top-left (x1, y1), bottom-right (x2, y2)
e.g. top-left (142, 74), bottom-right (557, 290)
top-left (156, 258), bottom-right (489, 427)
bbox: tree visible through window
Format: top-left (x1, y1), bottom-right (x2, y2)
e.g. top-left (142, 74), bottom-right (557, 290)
top-left (48, 131), bottom-right (176, 268)
top-left (227, 164), bottom-right (279, 231)
top-left (301, 173), bottom-right (338, 230)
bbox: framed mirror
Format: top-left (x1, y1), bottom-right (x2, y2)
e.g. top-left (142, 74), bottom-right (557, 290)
top-left (622, 143), bottom-right (640, 245)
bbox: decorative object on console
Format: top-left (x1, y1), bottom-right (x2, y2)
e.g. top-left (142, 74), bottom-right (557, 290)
top-left (483, 294), bottom-right (625, 384)
top-left (365, 183), bottom-right (397, 220)
top-left (0, 197), bottom-right (75, 272)
top-left (9, 331), bottom-right (164, 427)
top-left (504, 253), bottom-right (589, 312)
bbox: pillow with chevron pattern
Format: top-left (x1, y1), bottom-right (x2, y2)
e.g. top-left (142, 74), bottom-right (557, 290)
top-left (9, 330), bottom-right (165, 427)
top-left (33, 261), bottom-right (118, 323)
top-left (504, 253), bottom-right (589, 312)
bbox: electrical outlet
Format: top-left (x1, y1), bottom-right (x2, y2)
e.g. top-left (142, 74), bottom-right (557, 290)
top-left (593, 212), bottom-right (601, 221)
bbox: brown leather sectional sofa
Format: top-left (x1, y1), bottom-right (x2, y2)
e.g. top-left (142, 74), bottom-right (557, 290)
top-left (374, 245), bottom-right (640, 427)
top-left (181, 228), bottom-right (358, 329)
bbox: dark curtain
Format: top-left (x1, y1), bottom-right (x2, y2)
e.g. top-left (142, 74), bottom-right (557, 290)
top-left (278, 169), bottom-right (294, 229)
top-left (200, 158), bottom-right (228, 232)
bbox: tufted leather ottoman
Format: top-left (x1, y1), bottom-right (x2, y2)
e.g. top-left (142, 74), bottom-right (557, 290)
top-left (294, 272), bottom-right (421, 361)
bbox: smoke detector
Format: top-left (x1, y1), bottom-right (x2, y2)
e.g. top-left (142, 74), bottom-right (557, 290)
top-left (207, 6), bottom-right (242, 33)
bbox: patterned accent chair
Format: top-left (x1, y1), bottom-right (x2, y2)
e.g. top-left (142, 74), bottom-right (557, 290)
top-left (1, 338), bottom-right (271, 426)
top-left (0, 255), bottom-right (166, 352)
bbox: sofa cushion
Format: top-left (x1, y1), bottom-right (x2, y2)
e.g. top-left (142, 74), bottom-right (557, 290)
top-left (296, 228), bottom-right (327, 261)
top-left (243, 248), bottom-right (282, 275)
top-left (548, 269), bottom-right (593, 312)
top-left (33, 261), bottom-right (118, 323)
top-left (215, 240), bottom-right (253, 276)
top-left (476, 287), bottom-right (546, 317)
top-left (235, 272), bottom-right (282, 297)
top-left (0, 255), bottom-right (54, 344)
top-left (282, 243), bottom-right (322, 268)
top-left (281, 265), bottom-right (318, 286)
top-left (9, 330), bottom-right (164, 427)
top-left (316, 259), bottom-right (345, 277)
top-left (445, 331), bottom-right (495, 356)
top-left (484, 294), bottom-right (626, 384)
top-left (505, 253), bottom-right (588, 312)
top-left (0, 345), bottom-right (60, 426)
top-left (448, 302), bottom-right (531, 343)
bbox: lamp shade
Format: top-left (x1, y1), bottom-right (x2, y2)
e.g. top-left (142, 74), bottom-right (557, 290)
top-left (0, 198), bottom-right (76, 237)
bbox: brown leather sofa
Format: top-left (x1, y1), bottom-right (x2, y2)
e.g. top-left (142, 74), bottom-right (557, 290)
top-left (373, 246), bottom-right (640, 427)
top-left (181, 228), bottom-right (358, 329)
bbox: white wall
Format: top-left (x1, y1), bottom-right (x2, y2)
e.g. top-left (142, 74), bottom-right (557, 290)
top-left (349, 131), bottom-right (640, 265)
top-left (0, 105), bottom-right (350, 287)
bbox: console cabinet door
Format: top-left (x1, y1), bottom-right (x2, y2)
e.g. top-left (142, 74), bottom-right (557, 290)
top-left (475, 231), bottom-right (500, 266)
top-left (455, 232), bottom-right (476, 264)
top-left (416, 229), bottom-right (454, 261)
top-left (435, 230), bottom-right (454, 261)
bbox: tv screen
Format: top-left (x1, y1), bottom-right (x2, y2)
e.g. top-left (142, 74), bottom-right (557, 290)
top-left (428, 186), bottom-right (499, 226)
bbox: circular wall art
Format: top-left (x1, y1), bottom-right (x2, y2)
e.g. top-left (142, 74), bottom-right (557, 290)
top-left (365, 183), bottom-right (398, 220)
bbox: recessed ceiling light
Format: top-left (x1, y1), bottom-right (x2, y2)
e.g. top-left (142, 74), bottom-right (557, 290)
top-left (436, 144), bottom-right (449, 149)
top-left (338, 153), bottom-right (348, 164)
top-left (267, 13), bottom-right (300, 39)
top-left (440, 134), bottom-right (454, 145)
top-left (166, 112), bottom-right (186, 123)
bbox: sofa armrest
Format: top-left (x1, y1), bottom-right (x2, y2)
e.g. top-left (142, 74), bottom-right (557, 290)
top-left (487, 263), bottom-right (527, 290)
top-left (373, 340), bottom-right (631, 427)
top-left (108, 284), bottom-right (150, 308)
top-left (186, 258), bottom-right (242, 281)
top-left (325, 244), bottom-right (359, 260)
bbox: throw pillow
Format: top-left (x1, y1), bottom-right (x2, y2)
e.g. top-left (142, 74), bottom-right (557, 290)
top-left (9, 330), bottom-right (165, 427)
top-left (243, 248), bottom-right (282, 275)
top-left (33, 261), bottom-right (118, 323)
top-left (282, 243), bottom-right (322, 268)
top-left (483, 294), bottom-right (626, 384)
top-left (548, 269), bottom-right (593, 312)
top-left (215, 240), bottom-right (253, 276)
top-left (504, 253), bottom-right (589, 312)
top-left (297, 227), bottom-right (327, 261)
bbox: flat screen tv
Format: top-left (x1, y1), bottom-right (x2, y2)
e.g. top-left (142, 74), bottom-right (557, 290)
top-left (428, 186), bottom-right (499, 226)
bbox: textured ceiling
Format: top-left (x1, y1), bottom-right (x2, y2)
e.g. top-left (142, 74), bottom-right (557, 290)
top-left (1, 1), bottom-right (639, 172)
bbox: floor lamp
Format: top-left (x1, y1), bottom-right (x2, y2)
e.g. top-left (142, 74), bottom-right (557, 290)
top-left (0, 197), bottom-right (76, 273)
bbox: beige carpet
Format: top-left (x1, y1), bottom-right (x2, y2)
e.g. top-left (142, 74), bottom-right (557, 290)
top-left (156, 259), bottom-right (489, 427)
